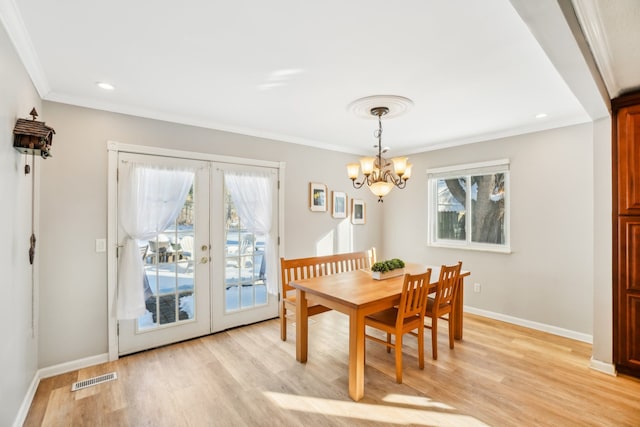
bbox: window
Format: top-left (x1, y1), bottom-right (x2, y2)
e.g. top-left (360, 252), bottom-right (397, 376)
top-left (428, 159), bottom-right (510, 252)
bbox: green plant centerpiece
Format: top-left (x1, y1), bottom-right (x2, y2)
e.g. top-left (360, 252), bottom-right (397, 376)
top-left (371, 258), bottom-right (406, 280)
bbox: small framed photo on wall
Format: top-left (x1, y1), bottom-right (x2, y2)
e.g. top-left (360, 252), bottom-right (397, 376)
top-left (332, 191), bottom-right (348, 218)
top-left (351, 199), bottom-right (366, 224)
top-left (309, 182), bottom-right (327, 212)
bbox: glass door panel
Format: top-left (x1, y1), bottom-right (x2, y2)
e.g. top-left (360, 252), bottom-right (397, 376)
top-left (140, 190), bottom-right (196, 329)
top-left (224, 194), bottom-right (268, 311)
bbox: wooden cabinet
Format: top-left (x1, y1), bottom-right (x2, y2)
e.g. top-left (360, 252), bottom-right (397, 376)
top-left (616, 217), bottom-right (640, 372)
top-left (613, 90), bottom-right (640, 377)
top-left (616, 104), bottom-right (640, 215)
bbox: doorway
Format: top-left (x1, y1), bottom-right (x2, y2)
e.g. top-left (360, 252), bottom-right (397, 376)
top-left (108, 145), bottom-right (281, 357)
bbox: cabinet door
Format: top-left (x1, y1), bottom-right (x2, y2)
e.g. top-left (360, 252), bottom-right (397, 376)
top-left (616, 217), bottom-right (640, 372)
top-left (617, 105), bottom-right (640, 215)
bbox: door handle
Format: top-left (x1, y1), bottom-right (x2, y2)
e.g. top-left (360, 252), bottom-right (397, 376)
top-left (200, 257), bottom-right (209, 264)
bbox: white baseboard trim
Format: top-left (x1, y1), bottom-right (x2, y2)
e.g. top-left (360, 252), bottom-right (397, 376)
top-left (464, 305), bottom-right (593, 344)
top-left (13, 353), bottom-right (109, 427)
top-left (590, 358), bottom-right (617, 376)
top-left (38, 353), bottom-right (109, 380)
top-left (13, 371), bottom-right (40, 427)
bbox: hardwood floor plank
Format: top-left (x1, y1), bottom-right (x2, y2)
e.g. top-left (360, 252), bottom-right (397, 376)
top-left (24, 313), bottom-right (640, 426)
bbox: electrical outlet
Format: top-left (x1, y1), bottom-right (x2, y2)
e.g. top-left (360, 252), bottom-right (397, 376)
top-left (474, 283), bottom-right (481, 293)
top-left (95, 238), bottom-right (106, 253)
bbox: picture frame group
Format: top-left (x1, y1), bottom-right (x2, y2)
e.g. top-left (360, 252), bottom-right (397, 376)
top-left (309, 182), bottom-right (365, 224)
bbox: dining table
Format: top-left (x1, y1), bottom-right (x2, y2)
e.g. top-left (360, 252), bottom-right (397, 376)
top-left (289, 262), bottom-right (470, 401)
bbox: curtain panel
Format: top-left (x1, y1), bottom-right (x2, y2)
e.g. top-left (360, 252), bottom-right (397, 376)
top-left (224, 170), bottom-right (277, 295)
top-left (117, 162), bottom-right (194, 319)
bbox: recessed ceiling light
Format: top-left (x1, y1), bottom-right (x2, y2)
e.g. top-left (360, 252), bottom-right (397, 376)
top-left (96, 82), bottom-right (115, 91)
top-left (535, 113), bottom-right (547, 119)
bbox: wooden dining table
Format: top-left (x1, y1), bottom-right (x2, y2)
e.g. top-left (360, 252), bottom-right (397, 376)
top-left (289, 262), bottom-right (470, 401)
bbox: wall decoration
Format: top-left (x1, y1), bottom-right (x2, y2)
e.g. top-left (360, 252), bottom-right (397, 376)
top-left (309, 182), bottom-right (327, 212)
top-left (351, 199), bottom-right (366, 224)
top-left (12, 108), bottom-right (55, 265)
top-left (13, 107), bottom-right (55, 159)
top-left (332, 191), bottom-right (347, 218)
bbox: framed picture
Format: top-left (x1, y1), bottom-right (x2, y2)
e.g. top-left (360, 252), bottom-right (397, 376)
top-left (309, 182), bottom-right (327, 212)
top-left (332, 191), bottom-right (348, 218)
top-left (351, 199), bottom-right (366, 224)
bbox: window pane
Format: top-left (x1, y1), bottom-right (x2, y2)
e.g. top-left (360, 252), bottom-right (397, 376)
top-left (139, 185), bottom-right (195, 330)
top-left (224, 187), bottom-right (268, 312)
top-left (470, 173), bottom-right (505, 244)
top-left (436, 178), bottom-right (466, 240)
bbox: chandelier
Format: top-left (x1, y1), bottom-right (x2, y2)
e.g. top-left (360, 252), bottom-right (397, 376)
top-left (347, 106), bottom-right (412, 202)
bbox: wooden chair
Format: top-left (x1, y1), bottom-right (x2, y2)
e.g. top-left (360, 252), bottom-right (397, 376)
top-left (280, 251), bottom-right (370, 341)
top-left (364, 269), bottom-right (432, 383)
top-left (425, 261), bottom-right (462, 360)
top-left (368, 247), bottom-right (377, 266)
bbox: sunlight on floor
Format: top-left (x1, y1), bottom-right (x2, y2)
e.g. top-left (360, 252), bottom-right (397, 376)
top-left (263, 391), bottom-right (490, 426)
top-left (382, 393), bottom-right (455, 410)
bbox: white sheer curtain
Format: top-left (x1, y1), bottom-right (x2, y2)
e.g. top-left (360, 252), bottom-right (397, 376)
top-left (117, 162), bottom-right (194, 319)
top-left (224, 170), bottom-right (277, 294)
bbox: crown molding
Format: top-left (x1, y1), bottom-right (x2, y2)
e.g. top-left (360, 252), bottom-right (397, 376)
top-left (572, 0), bottom-right (619, 98)
top-left (0, 0), bottom-right (50, 97)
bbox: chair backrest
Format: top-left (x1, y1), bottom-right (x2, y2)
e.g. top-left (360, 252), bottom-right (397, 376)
top-left (396, 269), bottom-right (432, 326)
top-left (368, 247), bottom-right (377, 266)
top-left (433, 261), bottom-right (463, 313)
top-left (280, 251), bottom-right (370, 296)
top-left (140, 244), bottom-right (149, 260)
top-left (179, 235), bottom-right (194, 257)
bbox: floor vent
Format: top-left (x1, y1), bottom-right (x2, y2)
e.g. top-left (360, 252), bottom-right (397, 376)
top-left (71, 372), bottom-right (117, 391)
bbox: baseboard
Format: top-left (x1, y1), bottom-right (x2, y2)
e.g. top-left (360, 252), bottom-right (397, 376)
top-left (13, 371), bottom-right (40, 427)
top-left (590, 358), bottom-right (617, 376)
top-left (13, 353), bottom-right (109, 427)
top-left (464, 305), bottom-right (593, 343)
top-left (38, 353), bottom-right (109, 380)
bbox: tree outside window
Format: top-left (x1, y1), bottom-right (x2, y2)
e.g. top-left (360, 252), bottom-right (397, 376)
top-left (429, 160), bottom-right (510, 252)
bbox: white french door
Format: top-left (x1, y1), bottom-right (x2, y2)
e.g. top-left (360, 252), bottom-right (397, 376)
top-left (115, 151), bottom-right (279, 356)
top-left (210, 164), bottom-right (279, 332)
top-left (117, 154), bottom-right (211, 355)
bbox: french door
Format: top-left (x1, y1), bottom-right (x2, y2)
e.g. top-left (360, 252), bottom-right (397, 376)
top-left (116, 153), bottom-right (279, 355)
top-left (211, 164), bottom-right (279, 332)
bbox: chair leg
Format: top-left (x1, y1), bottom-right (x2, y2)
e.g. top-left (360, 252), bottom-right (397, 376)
top-left (418, 325), bottom-right (425, 369)
top-left (432, 317), bottom-right (438, 360)
top-left (386, 333), bottom-right (392, 353)
top-left (280, 304), bottom-right (287, 341)
top-left (448, 315), bottom-right (455, 349)
top-left (395, 334), bottom-right (403, 383)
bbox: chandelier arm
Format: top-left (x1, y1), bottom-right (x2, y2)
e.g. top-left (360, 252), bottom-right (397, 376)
top-left (351, 179), bottom-right (367, 189)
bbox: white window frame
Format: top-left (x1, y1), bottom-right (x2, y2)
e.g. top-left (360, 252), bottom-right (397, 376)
top-left (427, 159), bottom-right (511, 253)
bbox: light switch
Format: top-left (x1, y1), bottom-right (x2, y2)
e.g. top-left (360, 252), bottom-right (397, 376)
top-left (95, 238), bottom-right (107, 253)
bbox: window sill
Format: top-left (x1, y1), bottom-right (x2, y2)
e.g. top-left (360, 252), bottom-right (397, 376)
top-left (427, 241), bottom-right (512, 254)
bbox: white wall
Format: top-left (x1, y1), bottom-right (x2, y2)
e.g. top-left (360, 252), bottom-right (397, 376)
top-left (0, 25), bottom-right (42, 427)
top-left (384, 123), bottom-right (596, 336)
top-left (592, 117), bottom-right (613, 364)
top-left (36, 101), bottom-right (615, 370)
top-left (38, 101), bottom-right (383, 367)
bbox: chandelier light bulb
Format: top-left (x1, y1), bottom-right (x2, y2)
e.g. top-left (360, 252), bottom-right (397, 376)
top-left (392, 157), bottom-right (408, 175)
top-left (347, 163), bottom-right (360, 179)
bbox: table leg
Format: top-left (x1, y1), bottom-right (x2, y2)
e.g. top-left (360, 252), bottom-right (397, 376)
top-left (454, 277), bottom-right (464, 340)
top-left (348, 308), bottom-right (366, 401)
top-left (295, 289), bottom-right (308, 362)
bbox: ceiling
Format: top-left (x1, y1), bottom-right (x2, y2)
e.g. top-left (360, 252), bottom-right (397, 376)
top-left (1, 0), bottom-right (638, 155)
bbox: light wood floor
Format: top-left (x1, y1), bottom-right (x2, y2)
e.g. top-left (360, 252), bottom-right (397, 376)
top-left (25, 312), bottom-right (640, 426)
